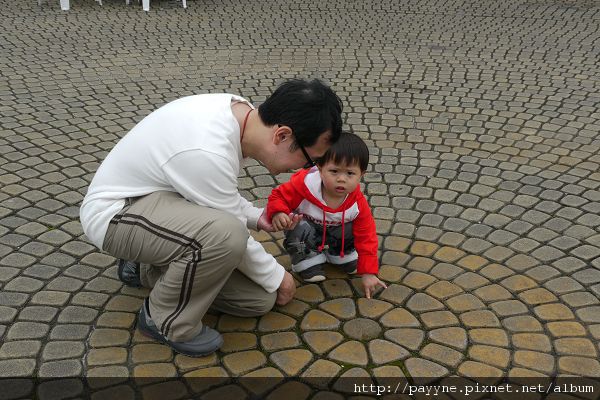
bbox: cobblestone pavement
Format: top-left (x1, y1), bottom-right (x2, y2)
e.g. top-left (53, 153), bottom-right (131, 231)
top-left (1, 0), bottom-right (600, 397)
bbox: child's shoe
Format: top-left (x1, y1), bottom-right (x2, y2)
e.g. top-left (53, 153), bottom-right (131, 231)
top-left (298, 264), bottom-right (326, 283)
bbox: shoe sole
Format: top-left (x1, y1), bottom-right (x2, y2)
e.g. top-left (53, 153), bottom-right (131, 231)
top-left (303, 275), bottom-right (326, 283)
top-left (137, 314), bottom-right (223, 358)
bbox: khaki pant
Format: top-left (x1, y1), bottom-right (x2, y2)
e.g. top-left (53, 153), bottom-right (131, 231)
top-left (103, 191), bottom-right (276, 341)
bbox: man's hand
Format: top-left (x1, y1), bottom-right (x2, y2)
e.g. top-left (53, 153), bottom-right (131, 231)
top-left (361, 274), bottom-right (388, 299)
top-left (257, 209), bottom-right (275, 232)
top-left (276, 271), bottom-right (296, 305)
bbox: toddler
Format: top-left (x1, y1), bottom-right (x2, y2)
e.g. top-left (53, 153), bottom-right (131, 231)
top-left (267, 132), bottom-right (386, 298)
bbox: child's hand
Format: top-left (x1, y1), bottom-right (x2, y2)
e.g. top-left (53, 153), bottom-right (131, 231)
top-left (361, 274), bottom-right (388, 299)
top-left (272, 212), bottom-right (292, 231)
top-left (271, 212), bottom-right (303, 231)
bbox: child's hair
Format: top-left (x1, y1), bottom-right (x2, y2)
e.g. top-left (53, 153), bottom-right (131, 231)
top-left (316, 132), bottom-right (369, 172)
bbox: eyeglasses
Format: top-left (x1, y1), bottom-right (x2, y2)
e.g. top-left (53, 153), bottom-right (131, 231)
top-left (298, 144), bottom-right (316, 169)
top-left (278, 125), bottom-right (316, 169)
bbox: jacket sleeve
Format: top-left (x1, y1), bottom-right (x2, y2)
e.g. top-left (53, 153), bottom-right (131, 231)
top-left (266, 177), bottom-right (304, 220)
top-left (353, 193), bottom-right (379, 274)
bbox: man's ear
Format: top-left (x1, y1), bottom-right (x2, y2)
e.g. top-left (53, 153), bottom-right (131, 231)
top-left (273, 125), bottom-right (292, 145)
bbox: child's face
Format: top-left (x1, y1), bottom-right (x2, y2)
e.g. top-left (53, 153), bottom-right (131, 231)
top-left (318, 160), bottom-right (364, 199)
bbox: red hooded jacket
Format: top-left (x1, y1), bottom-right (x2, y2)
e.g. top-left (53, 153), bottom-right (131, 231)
top-left (267, 167), bottom-right (379, 274)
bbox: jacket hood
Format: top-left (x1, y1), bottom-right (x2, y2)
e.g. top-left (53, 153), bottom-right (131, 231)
top-left (290, 167), bottom-right (362, 213)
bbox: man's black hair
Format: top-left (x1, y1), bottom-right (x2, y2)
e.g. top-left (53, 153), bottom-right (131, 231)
top-left (258, 79), bottom-right (343, 149)
top-left (316, 132), bottom-right (370, 172)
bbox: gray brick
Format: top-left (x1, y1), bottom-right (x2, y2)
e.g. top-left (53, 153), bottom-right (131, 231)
top-left (525, 266), bottom-right (561, 282)
top-left (483, 214), bottom-right (511, 228)
top-left (0, 306), bottom-right (17, 324)
top-left (46, 276), bottom-right (84, 292)
top-left (572, 269), bottom-right (600, 286)
top-left (430, 263), bottom-right (464, 280)
top-left (443, 218), bottom-right (470, 232)
top-left (490, 190), bottom-right (516, 203)
top-left (461, 208), bottom-right (486, 222)
top-left (544, 277), bottom-right (585, 294)
top-left (37, 230), bottom-right (72, 246)
top-left (412, 187), bottom-right (433, 199)
top-left (534, 200), bottom-right (561, 214)
top-left (420, 214), bottom-right (444, 227)
top-left (521, 210), bottom-right (551, 225)
top-left (57, 306), bottom-right (98, 324)
top-left (72, 292), bottom-right (109, 307)
top-left (461, 238), bottom-right (493, 254)
top-left (509, 238), bottom-right (541, 253)
top-left (482, 246), bottom-right (514, 263)
top-left (487, 230), bottom-right (518, 246)
top-left (18, 306), bottom-right (58, 322)
top-left (391, 223), bottom-right (415, 237)
top-left (0, 340), bottom-right (42, 359)
top-left (478, 198), bottom-right (503, 212)
top-left (49, 325), bottom-right (90, 340)
top-left (415, 200), bottom-right (438, 213)
top-left (557, 207), bottom-right (584, 220)
top-left (64, 264), bottom-right (100, 280)
top-left (583, 202), bottom-right (600, 214)
top-left (40, 252), bottom-right (76, 268)
top-left (0, 359), bottom-right (36, 377)
top-left (30, 291), bottom-right (70, 306)
top-left (0, 253), bottom-right (37, 268)
top-left (571, 245), bottom-right (600, 260)
top-left (505, 221), bottom-right (534, 235)
top-left (42, 341), bottom-right (85, 361)
top-left (396, 210), bottom-right (421, 224)
top-left (0, 234), bottom-right (30, 247)
top-left (7, 322), bottom-right (49, 340)
top-left (587, 235), bottom-right (600, 247)
top-left (561, 292), bottom-right (600, 308)
top-left (415, 227), bottom-right (443, 242)
top-left (543, 218), bottom-right (572, 233)
top-left (577, 213), bottom-right (600, 228)
top-left (392, 197), bottom-right (415, 209)
top-left (4, 277), bottom-right (44, 293)
top-left (527, 228), bottom-right (559, 242)
top-left (0, 292), bottom-right (29, 307)
top-left (22, 264), bottom-right (60, 279)
top-left (438, 232), bottom-right (466, 247)
top-left (518, 185), bottom-right (542, 196)
top-left (456, 194), bottom-right (480, 207)
top-left (552, 256), bottom-right (587, 273)
top-left (438, 204), bottom-right (464, 217)
top-left (531, 246), bottom-right (566, 263)
top-left (38, 361), bottom-right (83, 378)
top-left (466, 224), bottom-right (494, 238)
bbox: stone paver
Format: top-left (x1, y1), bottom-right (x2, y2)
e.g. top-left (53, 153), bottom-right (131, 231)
top-left (328, 341), bottom-right (369, 366)
top-left (269, 349), bottom-right (312, 375)
top-left (0, 0), bottom-right (599, 395)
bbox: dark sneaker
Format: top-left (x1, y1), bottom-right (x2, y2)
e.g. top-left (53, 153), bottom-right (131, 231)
top-left (117, 259), bottom-right (142, 288)
top-left (137, 300), bottom-right (223, 357)
top-left (298, 264), bottom-right (326, 283)
top-left (339, 260), bottom-right (358, 275)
